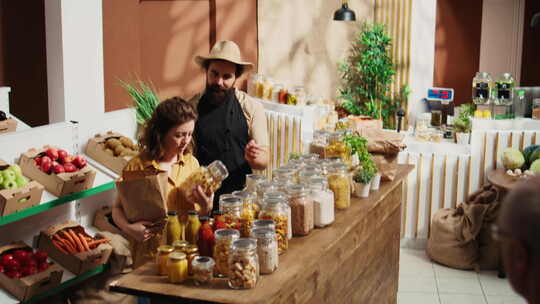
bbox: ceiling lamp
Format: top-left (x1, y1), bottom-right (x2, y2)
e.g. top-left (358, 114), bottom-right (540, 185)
top-left (334, 0), bottom-right (356, 22)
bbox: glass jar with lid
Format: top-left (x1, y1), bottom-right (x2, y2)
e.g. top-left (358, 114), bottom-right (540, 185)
top-left (172, 240), bottom-right (189, 253)
top-left (271, 84), bottom-right (283, 103)
top-left (292, 85), bottom-right (307, 106)
top-left (286, 185), bottom-right (314, 236)
top-left (324, 132), bottom-right (351, 167)
top-left (310, 130), bottom-right (331, 158)
top-left (228, 238), bottom-right (259, 289)
top-left (167, 252), bottom-right (188, 283)
top-left (219, 196), bottom-right (242, 230)
top-left (472, 72), bottom-right (493, 105)
top-left (185, 245), bottom-right (199, 276)
top-left (184, 160), bottom-right (228, 202)
top-left (259, 198), bottom-right (289, 254)
top-left (494, 73), bottom-right (515, 105)
top-left (232, 190), bottom-right (257, 237)
top-left (272, 168), bottom-right (296, 180)
top-left (156, 245), bottom-right (174, 275)
top-left (533, 99), bottom-right (540, 120)
top-left (298, 171), bottom-right (321, 184)
top-left (272, 177), bottom-right (293, 193)
top-left (213, 229), bottom-right (240, 277)
top-left (255, 181), bottom-right (278, 215)
top-left (192, 256), bottom-right (215, 286)
top-left (197, 216), bottom-right (214, 257)
top-left (299, 153), bottom-right (320, 162)
top-left (327, 163), bottom-right (351, 210)
top-left (250, 228), bottom-right (278, 274)
top-left (245, 174), bottom-right (266, 194)
top-left (255, 75), bottom-right (265, 98)
top-left (252, 219), bottom-right (276, 232)
top-left (263, 191), bottom-right (292, 240)
top-left (309, 177), bottom-right (335, 227)
top-left (248, 74), bottom-right (262, 97)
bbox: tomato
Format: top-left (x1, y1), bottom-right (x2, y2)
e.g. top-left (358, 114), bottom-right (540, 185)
top-left (33, 250), bottom-right (48, 263)
top-left (1, 254), bottom-right (14, 266)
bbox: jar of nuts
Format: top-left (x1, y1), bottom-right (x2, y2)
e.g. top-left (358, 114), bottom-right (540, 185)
top-left (259, 198), bottom-right (289, 254)
top-left (219, 196), bottom-right (242, 230)
top-left (327, 163), bottom-right (351, 210)
top-left (286, 184), bottom-right (314, 236)
top-left (263, 191), bottom-right (292, 240)
top-left (250, 228), bottom-right (278, 274)
top-left (192, 256), bottom-right (215, 286)
top-left (228, 238), bottom-right (259, 289)
top-left (213, 229), bottom-right (240, 278)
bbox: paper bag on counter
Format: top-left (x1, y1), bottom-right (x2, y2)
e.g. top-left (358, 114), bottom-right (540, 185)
top-left (373, 153), bottom-right (398, 182)
top-left (116, 168), bottom-right (168, 223)
top-left (356, 129), bottom-right (406, 154)
top-left (348, 115), bottom-right (383, 130)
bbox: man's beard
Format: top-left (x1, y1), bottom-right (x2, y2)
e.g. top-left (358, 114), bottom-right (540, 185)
top-left (205, 83), bottom-right (234, 105)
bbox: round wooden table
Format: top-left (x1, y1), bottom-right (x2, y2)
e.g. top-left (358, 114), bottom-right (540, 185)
top-left (487, 169), bottom-right (526, 194)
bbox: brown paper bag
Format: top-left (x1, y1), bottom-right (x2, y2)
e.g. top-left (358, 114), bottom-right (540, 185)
top-left (373, 153), bottom-right (398, 182)
top-left (356, 129), bottom-right (406, 154)
top-left (116, 168), bottom-right (168, 223)
top-left (348, 115), bottom-right (383, 130)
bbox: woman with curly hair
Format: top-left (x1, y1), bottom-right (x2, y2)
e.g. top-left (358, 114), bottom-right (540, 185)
top-left (112, 97), bottom-right (213, 268)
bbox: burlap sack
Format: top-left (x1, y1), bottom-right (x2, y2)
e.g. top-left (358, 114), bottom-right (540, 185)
top-left (116, 168), bottom-right (168, 223)
top-left (427, 203), bottom-right (490, 270)
top-left (372, 153), bottom-right (398, 182)
top-left (356, 129), bottom-right (406, 154)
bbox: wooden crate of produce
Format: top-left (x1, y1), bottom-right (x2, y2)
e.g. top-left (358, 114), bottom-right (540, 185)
top-left (85, 131), bottom-right (138, 175)
top-left (0, 159), bottom-right (44, 216)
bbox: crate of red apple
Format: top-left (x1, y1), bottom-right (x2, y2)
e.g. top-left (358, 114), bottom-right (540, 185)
top-left (0, 241), bottom-right (63, 301)
top-left (18, 146), bottom-right (96, 197)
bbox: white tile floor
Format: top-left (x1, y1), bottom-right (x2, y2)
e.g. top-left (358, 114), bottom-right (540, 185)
top-left (398, 249), bottom-right (526, 304)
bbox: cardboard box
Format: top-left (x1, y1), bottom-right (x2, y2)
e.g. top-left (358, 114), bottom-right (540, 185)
top-left (93, 206), bottom-right (130, 240)
top-left (0, 241), bottom-right (63, 301)
top-left (0, 159), bottom-right (45, 216)
top-left (85, 131), bottom-right (138, 175)
top-left (0, 118), bottom-right (17, 134)
top-left (37, 221), bottom-right (113, 275)
top-left (18, 146), bottom-right (96, 197)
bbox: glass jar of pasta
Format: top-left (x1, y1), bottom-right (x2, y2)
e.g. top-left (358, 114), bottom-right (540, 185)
top-left (183, 160), bottom-right (228, 202)
top-left (213, 229), bottom-right (240, 277)
top-left (219, 196), bottom-right (242, 230)
top-left (232, 190), bottom-right (258, 237)
top-left (327, 163), bottom-right (351, 210)
top-left (325, 132), bottom-right (351, 167)
top-left (259, 198), bottom-right (289, 254)
top-left (263, 191), bottom-right (292, 240)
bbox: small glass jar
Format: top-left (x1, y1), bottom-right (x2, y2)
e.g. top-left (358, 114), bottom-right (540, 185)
top-left (167, 252), bottom-right (188, 283)
top-left (472, 72), bottom-right (493, 105)
top-left (328, 163), bottom-right (351, 210)
top-left (263, 191), bottom-right (292, 240)
top-left (288, 85), bottom-right (306, 106)
top-left (255, 75), bottom-right (265, 98)
top-left (255, 181), bottom-right (278, 216)
top-left (228, 238), bottom-right (259, 289)
top-left (262, 78), bottom-right (274, 100)
top-left (309, 177), bottom-right (335, 228)
top-left (197, 216), bottom-right (215, 257)
top-left (184, 160), bottom-right (229, 201)
top-left (156, 245), bottom-right (174, 276)
top-left (232, 190), bottom-right (257, 237)
top-left (250, 228), bottom-right (278, 274)
top-left (164, 210), bottom-right (182, 245)
top-left (533, 99), bottom-right (540, 120)
top-left (212, 210), bottom-right (228, 231)
top-left (259, 198), bottom-right (289, 254)
top-left (192, 256), bottom-right (215, 286)
top-left (278, 86), bottom-right (288, 104)
top-left (272, 177), bottom-right (293, 193)
top-left (213, 229), bottom-right (240, 277)
top-left (185, 245), bottom-right (199, 276)
top-left (172, 240), bottom-right (189, 253)
top-left (245, 174), bottom-right (266, 194)
top-left (310, 130), bottom-right (331, 158)
top-left (286, 185), bottom-right (314, 236)
top-left (271, 84), bottom-right (284, 103)
top-left (495, 73), bottom-right (515, 105)
top-left (248, 74), bottom-right (262, 97)
top-left (298, 171), bottom-right (321, 185)
top-left (272, 168), bottom-right (296, 180)
top-left (219, 196), bottom-right (242, 230)
top-left (324, 132), bottom-right (351, 167)
top-left (252, 219), bottom-right (276, 232)
top-left (299, 154), bottom-right (320, 162)
top-left (185, 210), bottom-right (201, 245)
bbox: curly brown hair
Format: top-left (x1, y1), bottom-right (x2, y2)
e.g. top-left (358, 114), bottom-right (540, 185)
top-left (138, 97), bottom-right (197, 160)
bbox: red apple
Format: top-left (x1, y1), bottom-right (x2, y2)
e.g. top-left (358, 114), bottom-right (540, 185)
top-left (57, 149), bottom-right (68, 160)
top-left (45, 148), bottom-right (59, 160)
top-left (5, 259), bottom-right (20, 271)
top-left (63, 162), bottom-right (77, 173)
top-left (25, 258), bottom-right (37, 268)
top-left (13, 250), bottom-right (30, 265)
top-left (1, 254), bottom-right (14, 266)
top-left (59, 155), bottom-right (74, 165)
top-left (35, 157), bottom-right (42, 166)
top-left (72, 155), bottom-right (87, 169)
top-left (53, 164), bottom-right (65, 174)
top-left (41, 156), bottom-right (52, 164)
top-left (33, 250), bottom-right (48, 263)
top-left (40, 161), bottom-right (52, 174)
top-left (21, 266), bottom-right (37, 277)
top-left (37, 262), bottom-right (49, 272)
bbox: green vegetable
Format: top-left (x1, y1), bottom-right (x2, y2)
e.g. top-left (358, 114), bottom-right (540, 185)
top-left (502, 148), bottom-right (525, 170)
top-left (120, 80), bottom-right (160, 125)
top-left (353, 168), bottom-right (374, 184)
top-left (523, 145), bottom-right (540, 166)
top-left (530, 159), bottom-right (540, 174)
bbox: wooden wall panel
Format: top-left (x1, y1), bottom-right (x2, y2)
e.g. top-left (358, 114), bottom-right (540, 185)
top-left (520, 0), bottom-right (540, 86)
top-left (434, 0), bottom-right (483, 106)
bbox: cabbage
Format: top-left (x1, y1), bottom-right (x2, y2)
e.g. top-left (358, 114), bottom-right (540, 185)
top-left (502, 148), bottom-right (525, 170)
top-left (531, 159), bottom-right (540, 174)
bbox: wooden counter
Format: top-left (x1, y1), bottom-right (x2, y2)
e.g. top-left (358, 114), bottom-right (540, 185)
top-left (110, 164), bottom-right (414, 304)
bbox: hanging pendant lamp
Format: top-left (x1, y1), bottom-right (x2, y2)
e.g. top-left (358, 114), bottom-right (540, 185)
top-left (334, 0), bottom-right (356, 21)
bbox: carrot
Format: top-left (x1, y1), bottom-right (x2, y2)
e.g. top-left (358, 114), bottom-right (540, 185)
top-left (52, 240), bottom-right (69, 254)
top-left (61, 239), bottom-right (77, 254)
top-left (61, 230), bottom-right (77, 248)
top-left (87, 238), bottom-right (110, 248)
top-left (78, 233), bottom-right (90, 251)
top-left (68, 229), bottom-right (85, 252)
top-left (52, 233), bottom-right (64, 242)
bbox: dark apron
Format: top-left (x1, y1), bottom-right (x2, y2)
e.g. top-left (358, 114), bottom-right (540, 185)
top-left (194, 91), bottom-right (252, 210)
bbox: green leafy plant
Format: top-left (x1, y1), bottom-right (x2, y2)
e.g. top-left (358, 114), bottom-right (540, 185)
top-left (454, 105), bottom-right (472, 133)
top-left (120, 80), bottom-right (160, 125)
top-left (353, 167), bottom-right (375, 184)
top-left (344, 132), bottom-right (377, 178)
top-left (338, 22), bottom-right (410, 129)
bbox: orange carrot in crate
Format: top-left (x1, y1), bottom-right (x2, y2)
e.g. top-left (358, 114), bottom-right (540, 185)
top-left (78, 233), bottom-right (90, 251)
top-left (68, 229), bottom-right (84, 252)
top-left (61, 230), bottom-right (76, 247)
top-left (61, 239), bottom-right (77, 254)
top-left (87, 238), bottom-right (110, 248)
top-left (52, 240), bottom-right (69, 254)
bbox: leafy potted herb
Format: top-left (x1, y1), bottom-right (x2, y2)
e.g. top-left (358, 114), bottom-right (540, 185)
top-left (454, 105), bottom-right (472, 145)
top-left (370, 165), bottom-right (381, 191)
top-left (120, 80), bottom-right (160, 126)
top-left (353, 166), bottom-right (374, 198)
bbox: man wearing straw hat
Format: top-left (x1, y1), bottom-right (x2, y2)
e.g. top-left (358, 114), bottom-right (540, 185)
top-left (190, 40), bottom-right (268, 207)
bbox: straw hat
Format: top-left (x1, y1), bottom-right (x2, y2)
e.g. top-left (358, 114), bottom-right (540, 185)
top-left (194, 40), bottom-right (253, 73)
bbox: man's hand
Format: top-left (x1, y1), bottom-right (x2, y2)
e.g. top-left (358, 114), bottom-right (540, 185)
top-left (244, 140), bottom-right (268, 170)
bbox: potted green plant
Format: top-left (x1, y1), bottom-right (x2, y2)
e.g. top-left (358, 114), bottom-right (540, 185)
top-left (454, 105), bottom-right (473, 145)
top-left (353, 166), bottom-right (374, 198)
top-left (338, 22), bottom-right (410, 129)
top-left (120, 80), bottom-right (160, 129)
